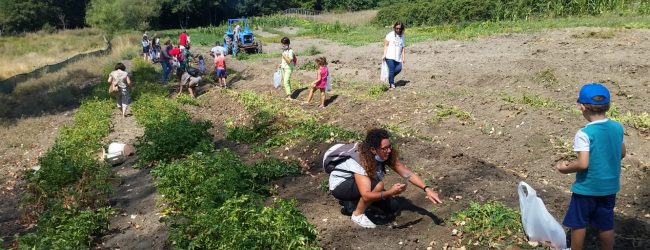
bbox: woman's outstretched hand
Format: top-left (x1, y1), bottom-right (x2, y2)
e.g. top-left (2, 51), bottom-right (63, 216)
top-left (425, 188), bottom-right (442, 204)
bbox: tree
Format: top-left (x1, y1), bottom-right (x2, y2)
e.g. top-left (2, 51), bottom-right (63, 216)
top-left (86, 0), bottom-right (161, 35)
top-left (0, 0), bottom-right (51, 33)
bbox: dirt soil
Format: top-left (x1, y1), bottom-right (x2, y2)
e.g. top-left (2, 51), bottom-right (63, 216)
top-left (96, 108), bottom-right (168, 250)
top-left (186, 27), bottom-right (650, 249)
top-left (2, 27), bottom-right (650, 249)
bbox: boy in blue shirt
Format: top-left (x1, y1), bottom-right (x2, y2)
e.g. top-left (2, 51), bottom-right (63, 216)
top-left (556, 83), bottom-right (626, 250)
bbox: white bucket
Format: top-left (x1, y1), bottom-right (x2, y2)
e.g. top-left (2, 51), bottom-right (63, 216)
top-left (104, 142), bottom-right (134, 165)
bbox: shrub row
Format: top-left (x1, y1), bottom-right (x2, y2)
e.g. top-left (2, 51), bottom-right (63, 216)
top-left (152, 151), bottom-right (318, 249)
top-left (375, 0), bottom-right (650, 27)
top-left (19, 85), bottom-right (115, 248)
top-left (129, 67), bottom-right (320, 248)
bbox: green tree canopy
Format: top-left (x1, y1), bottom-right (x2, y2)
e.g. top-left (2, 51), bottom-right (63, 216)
top-left (86, 0), bottom-right (161, 35)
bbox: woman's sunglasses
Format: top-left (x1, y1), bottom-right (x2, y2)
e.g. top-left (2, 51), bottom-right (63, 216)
top-left (394, 27), bottom-right (403, 31)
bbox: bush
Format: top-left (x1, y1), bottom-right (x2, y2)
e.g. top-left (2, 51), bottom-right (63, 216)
top-left (375, 0), bottom-right (646, 27)
top-left (136, 117), bottom-right (213, 164)
top-left (169, 195), bottom-right (318, 249)
top-left (130, 57), bottom-right (158, 84)
top-left (451, 201), bottom-right (524, 246)
top-left (304, 45), bottom-right (321, 56)
top-left (20, 84), bottom-right (114, 248)
top-left (18, 206), bottom-right (111, 249)
top-left (31, 97), bottom-right (113, 198)
top-left (152, 152), bottom-right (311, 249)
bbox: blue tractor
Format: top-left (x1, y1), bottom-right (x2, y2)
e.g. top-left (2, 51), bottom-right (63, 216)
top-left (223, 18), bottom-right (262, 57)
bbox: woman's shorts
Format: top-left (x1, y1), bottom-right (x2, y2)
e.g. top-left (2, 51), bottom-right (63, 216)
top-left (215, 68), bottom-right (227, 78)
top-left (143, 46), bottom-right (150, 54)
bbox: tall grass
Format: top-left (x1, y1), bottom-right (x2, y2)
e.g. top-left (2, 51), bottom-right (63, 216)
top-left (0, 29), bottom-right (106, 80)
top-left (0, 33), bottom-right (141, 118)
top-left (375, 0), bottom-right (650, 26)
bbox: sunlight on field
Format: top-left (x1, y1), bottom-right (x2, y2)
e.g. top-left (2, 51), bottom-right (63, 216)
top-left (311, 10), bottom-right (378, 25)
top-left (0, 29), bottom-right (106, 80)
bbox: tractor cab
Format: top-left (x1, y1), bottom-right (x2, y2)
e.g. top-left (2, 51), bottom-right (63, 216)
top-left (223, 18), bottom-right (262, 56)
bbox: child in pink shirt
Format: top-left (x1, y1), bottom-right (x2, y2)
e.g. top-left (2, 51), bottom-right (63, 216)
top-left (304, 57), bottom-right (329, 108)
top-left (214, 51), bottom-right (227, 88)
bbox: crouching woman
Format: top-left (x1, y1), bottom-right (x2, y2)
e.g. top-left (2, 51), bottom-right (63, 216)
top-left (325, 128), bottom-right (442, 228)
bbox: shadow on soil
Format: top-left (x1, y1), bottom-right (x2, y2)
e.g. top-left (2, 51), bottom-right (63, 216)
top-left (0, 78), bottom-right (98, 122)
top-left (291, 87), bottom-right (308, 99)
top-left (324, 94), bottom-right (339, 106)
top-left (395, 79), bottom-right (410, 87)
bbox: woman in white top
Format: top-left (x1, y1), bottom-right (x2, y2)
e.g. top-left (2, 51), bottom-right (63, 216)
top-left (383, 21), bottom-right (406, 89)
top-left (328, 128), bottom-right (442, 228)
top-left (108, 63), bottom-right (132, 117)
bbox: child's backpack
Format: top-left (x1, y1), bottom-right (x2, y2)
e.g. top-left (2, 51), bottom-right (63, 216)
top-left (322, 143), bottom-right (359, 174)
top-left (186, 67), bottom-right (201, 77)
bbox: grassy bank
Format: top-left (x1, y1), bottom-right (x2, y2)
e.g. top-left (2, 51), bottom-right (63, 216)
top-left (0, 33), bottom-right (140, 119)
top-left (0, 29), bottom-right (106, 80)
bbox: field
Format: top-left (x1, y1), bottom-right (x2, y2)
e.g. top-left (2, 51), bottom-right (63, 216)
top-left (0, 29), bottom-right (106, 81)
top-left (2, 11), bottom-right (650, 250)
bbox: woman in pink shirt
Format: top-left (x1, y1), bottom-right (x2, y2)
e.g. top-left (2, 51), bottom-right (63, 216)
top-left (304, 57), bottom-right (328, 108)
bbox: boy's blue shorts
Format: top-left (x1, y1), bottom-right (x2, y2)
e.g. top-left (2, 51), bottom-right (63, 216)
top-left (215, 69), bottom-right (227, 78)
top-left (563, 193), bottom-right (616, 231)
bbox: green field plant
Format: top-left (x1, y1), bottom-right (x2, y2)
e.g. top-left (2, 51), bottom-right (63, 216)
top-left (19, 84), bottom-right (115, 248)
top-left (533, 69), bottom-right (560, 89)
top-left (18, 206), bottom-right (111, 249)
top-left (608, 106), bottom-right (650, 132)
top-left (152, 151), bottom-right (317, 249)
top-left (434, 104), bottom-right (473, 122)
top-left (501, 92), bottom-right (567, 111)
top-left (451, 201), bottom-right (525, 247)
top-left (226, 90), bottom-right (359, 151)
top-left (131, 84), bottom-right (213, 164)
top-left (304, 45), bottom-right (321, 56)
top-left (298, 60), bottom-right (319, 70)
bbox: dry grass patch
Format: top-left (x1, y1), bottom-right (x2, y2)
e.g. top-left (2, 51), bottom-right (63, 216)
top-left (0, 33), bottom-right (140, 118)
top-left (311, 10), bottom-right (378, 25)
top-left (0, 29), bottom-right (106, 80)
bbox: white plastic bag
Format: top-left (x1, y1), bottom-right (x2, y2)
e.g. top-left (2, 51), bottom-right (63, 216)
top-left (273, 69), bottom-right (282, 88)
top-left (518, 182), bottom-right (567, 249)
top-left (325, 74), bottom-right (331, 92)
top-left (380, 60), bottom-right (388, 83)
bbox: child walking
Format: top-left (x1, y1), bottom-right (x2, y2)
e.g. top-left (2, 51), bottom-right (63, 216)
top-left (304, 57), bottom-right (328, 108)
top-left (555, 83), bottom-right (626, 250)
top-left (278, 37), bottom-right (295, 100)
top-left (214, 50), bottom-right (227, 88)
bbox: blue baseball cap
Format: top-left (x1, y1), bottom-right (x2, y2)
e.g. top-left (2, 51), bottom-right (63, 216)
top-left (577, 83), bottom-right (610, 105)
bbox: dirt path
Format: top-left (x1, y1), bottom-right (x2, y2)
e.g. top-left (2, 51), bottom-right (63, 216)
top-left (97, 108), bottom-right (168, 250)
